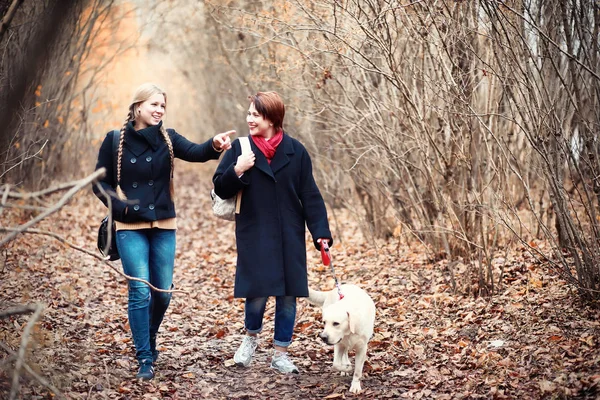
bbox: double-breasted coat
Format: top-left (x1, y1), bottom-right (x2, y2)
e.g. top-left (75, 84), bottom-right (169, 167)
top-left (94, 122), bottom-right (222, 222)
top-left (213, 133), bottom-right (332, 298)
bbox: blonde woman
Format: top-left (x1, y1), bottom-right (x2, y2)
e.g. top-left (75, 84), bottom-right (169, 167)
top-left (93, 83), bottom-right (232, 380)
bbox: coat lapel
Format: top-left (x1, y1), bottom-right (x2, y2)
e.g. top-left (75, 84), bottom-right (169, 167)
top-left (124, 124), bottom-right (151, 157)
top-left (270, 134), bottom-right (294, 175)
top-left (251, 134), bottom-right (295, 180)
top-left (251, 140), bottom-right (275, 181)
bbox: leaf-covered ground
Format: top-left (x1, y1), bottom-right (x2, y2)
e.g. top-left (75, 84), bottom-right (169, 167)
top-left (1, 163), bottom-right (600, 399)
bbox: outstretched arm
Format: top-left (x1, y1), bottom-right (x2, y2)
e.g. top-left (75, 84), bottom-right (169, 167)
top-left (170, 129), bottom-right (234, 162)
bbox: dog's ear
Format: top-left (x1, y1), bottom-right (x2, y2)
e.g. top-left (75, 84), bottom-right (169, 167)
top-left (347, 311), bottom-right (357, 334)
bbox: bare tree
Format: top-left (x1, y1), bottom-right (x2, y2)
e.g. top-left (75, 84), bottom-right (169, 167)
top-left (0, 0), bottom-right (121, 189)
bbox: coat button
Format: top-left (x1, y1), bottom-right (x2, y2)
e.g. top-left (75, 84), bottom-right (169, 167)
top-left (148, 180), bottom-right (154, 186)
top-left (130, 157), bottom-right (137, 164)
top-left (149, 204), bottom-right (155, 210)
top-left (132, 182), bottom-right (138, 188)
top-left (146, 156), bottom-right (152, 162)
top-left (133, 205), bottom-right (140, 211)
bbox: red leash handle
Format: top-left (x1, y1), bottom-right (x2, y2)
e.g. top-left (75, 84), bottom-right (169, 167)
top-left (319, 240), bottom-right (344, 300)
top-left (320, 240), bottom-right (331, 266)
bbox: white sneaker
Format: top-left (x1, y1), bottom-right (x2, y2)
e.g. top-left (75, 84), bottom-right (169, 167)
top-left (270, 350), bottom-right (299, 374)
top-left (234, 335), bottom-right (257, 367)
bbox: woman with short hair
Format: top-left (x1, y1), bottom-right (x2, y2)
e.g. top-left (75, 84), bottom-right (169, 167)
top-left (213, 91), bottom-right (332, 374)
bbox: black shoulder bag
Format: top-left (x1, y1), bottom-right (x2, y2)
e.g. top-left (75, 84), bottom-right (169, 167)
top-left (97, 130), bottom-right (121, 261)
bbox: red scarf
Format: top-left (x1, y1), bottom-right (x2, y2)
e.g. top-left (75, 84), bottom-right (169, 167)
top-left (250, 129), bottom-right (284, 164)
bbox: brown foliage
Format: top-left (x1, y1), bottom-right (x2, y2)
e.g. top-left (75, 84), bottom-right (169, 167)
top-left (1, 163), bottom-right (599, 399)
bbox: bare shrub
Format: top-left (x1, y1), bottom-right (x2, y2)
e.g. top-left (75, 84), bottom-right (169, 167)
top-left (478, 1), bottom-right (600, 301)
top-left (3, 0), bottom-right (597, 299)
top-left (191, 0), bottom-right (600, 299)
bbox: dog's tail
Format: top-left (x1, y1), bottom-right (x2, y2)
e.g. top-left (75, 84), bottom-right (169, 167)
top-left (307, 288), bottom-right (328, 307)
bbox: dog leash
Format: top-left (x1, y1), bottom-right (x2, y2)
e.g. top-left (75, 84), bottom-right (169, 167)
top-left (320, 241), bottom-right (344, 300)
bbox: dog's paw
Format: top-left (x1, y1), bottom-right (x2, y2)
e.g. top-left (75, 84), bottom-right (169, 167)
top-left (333, 362), bottom-right (353, 373)
top-left (349, 380), bottom-right (362, 394)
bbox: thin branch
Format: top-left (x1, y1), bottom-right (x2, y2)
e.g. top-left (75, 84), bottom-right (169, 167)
top-left (9, 303), bottom-right (44, 400)
top-left (0, 183), bottom-right (10, 217)
top-left (0, 140), bottom-right (48, 181)
top-left (0, 169), bottom-right (105, 247)
top-left (0, 0), bottom-right (24, 42)
top-left (0, 177), bottom-right (88, 200)
top-left (0, 227), bottom-right (186, 294)
top-left (0, 341), bottom-right (66, 400)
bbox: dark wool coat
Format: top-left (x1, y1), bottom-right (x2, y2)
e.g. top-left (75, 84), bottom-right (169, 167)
top-left (94, 122), bottom-right (222, 222)
top-left (213, 133), bottom-right (332, 298)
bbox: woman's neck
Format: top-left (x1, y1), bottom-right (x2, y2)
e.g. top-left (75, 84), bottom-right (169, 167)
top-left (263, 127), bottom-right (277, 140)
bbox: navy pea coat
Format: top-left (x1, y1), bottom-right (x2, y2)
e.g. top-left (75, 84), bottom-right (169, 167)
top-left (94, 122), bottom-right (222, 222)
top-left (213, 133), bottom-right (332, 298)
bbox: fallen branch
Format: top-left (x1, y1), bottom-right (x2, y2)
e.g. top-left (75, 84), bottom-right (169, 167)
top-left (0, 341), bottom-right (66, 400)
top-left (9, 303), bottom-right (44, 400)
top-left (0, 227), bottom-right (186, 294)
top-left (1, 178), bottom-right (85, 200)
top-left (0, 169), bottom-right (106, 247)
top-left (0, 169), bottom-right (186, 293)
top-left (0, 304), bottom-right (38, 318)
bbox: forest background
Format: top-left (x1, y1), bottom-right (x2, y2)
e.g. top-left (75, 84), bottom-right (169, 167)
top-left (1, 0), bottom-right (600, 399)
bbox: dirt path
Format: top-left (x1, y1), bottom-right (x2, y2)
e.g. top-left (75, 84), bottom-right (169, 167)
top-left (1, 162), bottom-right (599, 399)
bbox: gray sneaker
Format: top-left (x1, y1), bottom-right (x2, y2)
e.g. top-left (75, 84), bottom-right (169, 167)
top-left (270, 350), bottom-right (299, 374)
top-left (234, 335), bottom-right (257, 367)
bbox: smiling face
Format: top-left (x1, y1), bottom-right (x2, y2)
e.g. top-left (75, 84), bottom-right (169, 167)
top-left (246, 102), bottom-right (275, 138)
top-left (135, 93), bottom-right (166, 129)
top-left (319, 306), bottom-right (351, 345)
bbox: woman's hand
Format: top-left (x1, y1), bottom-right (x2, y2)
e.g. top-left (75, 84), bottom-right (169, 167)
top-left (213, 130), bottom-right (234, 151)
top-left (317, 238), bottom-right (332, 247)
top-left (234, 151), bottom-right (256, 176)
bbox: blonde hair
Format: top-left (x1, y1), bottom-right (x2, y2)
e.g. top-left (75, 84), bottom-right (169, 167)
top-left (115, 83), bottom-right (175, 200)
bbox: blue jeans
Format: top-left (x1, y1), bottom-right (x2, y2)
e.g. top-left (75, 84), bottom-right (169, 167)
top-left (116, 228), bottom-right (176, 363)
top-left (244, 296), bottom-right (297, 347)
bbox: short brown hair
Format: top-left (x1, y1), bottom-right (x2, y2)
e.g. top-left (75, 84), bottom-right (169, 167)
top-left (249, 91), bottom-right (285, 130)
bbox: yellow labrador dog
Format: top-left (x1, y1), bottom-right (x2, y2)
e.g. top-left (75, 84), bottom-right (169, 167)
top-left (307, 284), bottom-right (376, 394)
